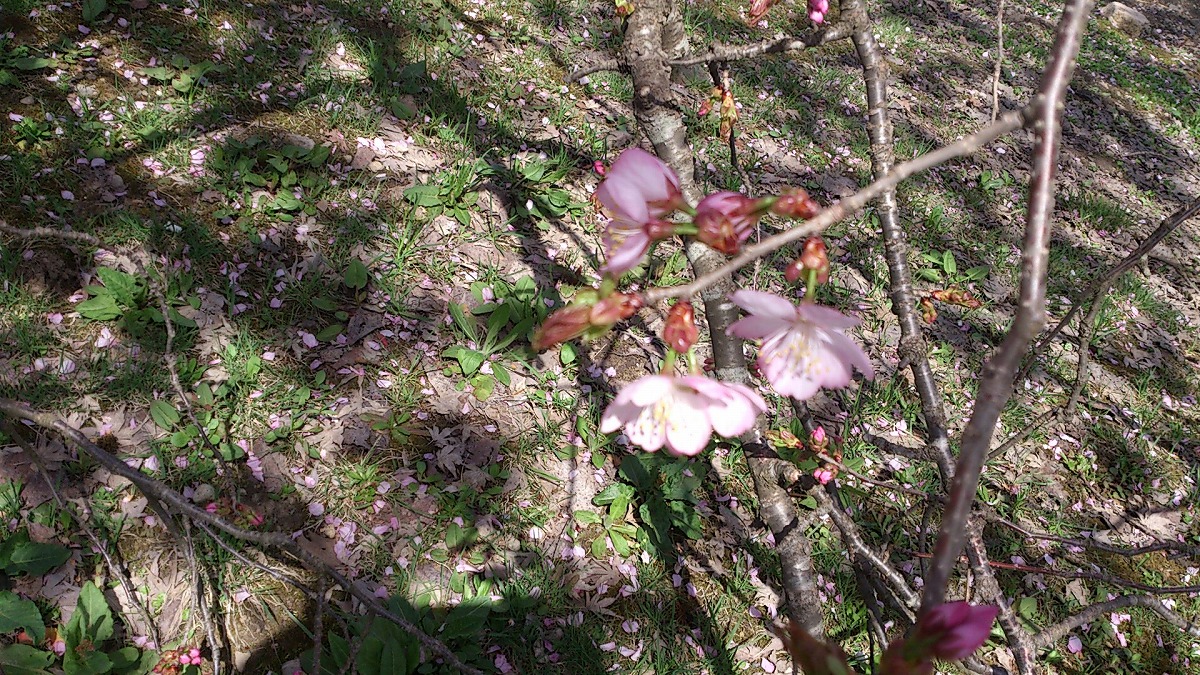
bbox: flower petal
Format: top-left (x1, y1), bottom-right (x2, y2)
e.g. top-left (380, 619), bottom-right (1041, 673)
top-left (797, 302), bottom-right (861, 330)
top-left (728, 290), bottom-right (798, 323)
top-left (728, 315), bottom-right (791, 340)
top-left (664, 393), bottom-right (713, 456)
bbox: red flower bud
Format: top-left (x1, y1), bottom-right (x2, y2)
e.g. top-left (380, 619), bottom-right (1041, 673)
top-left (771, 188), bottom-right (821, 220)
top-left (784, 236), bottom-right (830, 285)
top-left (532, 304), bottom-right (592, 352)
top-left (694, 191), bottom-right (757, 255)
top-left (589, 292), bottom-right (642, 325)
top-left (662, 301), bottom-right (699, 353)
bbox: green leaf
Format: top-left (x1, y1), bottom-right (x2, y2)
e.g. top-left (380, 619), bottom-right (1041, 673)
top-left (491, 362), bottom-right (510, 387)
top-left (446, 522), bottom-right (478, 550)
top-left (915, 268), bottom-right (942, 282)
top-left (964, 265), bottom-right (990, 281)
top-left (196, 382), bottom-right (214, 407)
top-left (311, 297), bottom-right (337, 312)
top-left (942, 250), bottom-right (957, 275)
top-left (403, 184), bottom-right (443, 207)
top-left (11, 57), bottom-right (56, 71)
top-left (149, 400), bottom-right (181, 429)
top-left (108, 646), bottom-right (155, 674)
top-left (470, 374), bottom-right (494, 401)
top-left (76, 295), bottom-right (122, 321)
top-left (67, 582), bottom-right (115, 648)
top-left (139, 65), bottom-right (172, 81)
top-left (610, 530), bottom-right (631, 557)
top-left (81, 0), bottom-right (107, 22)
top-left (95, 268), bottom-right (139, 307)
top-left (447, 302), bottom-right (477, 342)
top-left (591, 535), bottom-right (607, 559)
top-left (6, 541), bottom-right (70, 576)
top-left (171, 72), bottom-right (194, 92)
top-left (454, 349), bottom-right (485, 376)
top-left (344, 260), bottom-right (369, 290)
top-left (306, 145), bottom-right (332, 167)
top-left (593, 483), bottom-right (634, 507)
top-left (315, 324), bottom-right (344, 342)
top-left (0, 591), bottom-right (45, 643)
top-left (574, 510), bottom-right (601, 525)
top-left (560, 342), bottom-right (576, 365)
top-left (0, 644), bottom-right (53, 675)
top-left (617, 455), bottom-right (654, 491)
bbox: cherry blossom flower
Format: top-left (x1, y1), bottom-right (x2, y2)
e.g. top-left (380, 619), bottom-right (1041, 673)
top-left (595, 148), bottom-right (683, 275)
top-left (600, 374), bottom-right (766, 456)
top-left (916, 601), bottom-right (1000, 660)
top-left (727, 290), bottom-right (874, 400)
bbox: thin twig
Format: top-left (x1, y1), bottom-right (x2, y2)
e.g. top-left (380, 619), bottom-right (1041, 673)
top-left (983, 509), bottom-right (1200, 559)
top-left (643, 109), bottom-right (1027, 303)
top-left (1024, 198), bottom-right (1200, 382)
top-left (0, 398), bottom-right (485, 675)
top-left (1, 419), bottom-right (162, 649)
top-left (183, 519), bottom-right (225, 674)
top-left (668, 22), bottom-right (855, 66)
top-left (0, 220), bottom-right (102, 246)
top-left (564, 58), bottom-right (622, 82)
top-left (991, 0), bottom-right (1006, 121)
top-left (815, 490), bottom-right (920, 611)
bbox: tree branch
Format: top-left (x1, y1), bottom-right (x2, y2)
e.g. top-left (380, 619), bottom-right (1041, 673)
top-left (0, 398), bottom-right (486, 675)
top-left (1031, 594), bottom-right (1200, 650)
top-left (922, 0), bottom-right (1093, 611)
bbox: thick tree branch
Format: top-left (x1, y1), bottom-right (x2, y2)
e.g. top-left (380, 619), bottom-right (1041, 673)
top-left (623, 0), bottom-right (827, 637)
top-left (923, 0), bottom-right (1093, 611)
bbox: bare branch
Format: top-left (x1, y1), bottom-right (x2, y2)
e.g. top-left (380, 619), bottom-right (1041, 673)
top-left (668, 22), bottom-right (855, 66)
top-left (991, 0), bottom-right (1007, 121)
top-left (815, 489), bottom-right (920, 612)
top-left (1031, 594), bottom-right (1200, 650)
top-left (0, 220), bottom-right (102, 246)
top-left (642, 110), bottom-right (1026, 304)
top-left (922, 0), bottom-right (1093, 611)
top-left (564, 58), bottom-right (622, 83)
top-left (0, 398), bottom-right (486, 675)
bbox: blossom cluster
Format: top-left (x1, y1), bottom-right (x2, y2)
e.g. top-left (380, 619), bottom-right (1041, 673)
top-left (535, 148), bottom-right (874, 458)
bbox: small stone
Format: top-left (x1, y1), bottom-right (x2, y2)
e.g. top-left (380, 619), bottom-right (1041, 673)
top-left (1100, 2), bottom-right (1149, 38)
top-left (192, 483), bottom-right (216, 503)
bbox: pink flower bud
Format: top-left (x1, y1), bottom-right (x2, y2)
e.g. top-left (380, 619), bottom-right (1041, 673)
top-left (694, 191), bottom-right (758, 254)
top-left (662, 302), bottom-right (699, 353)
top-left (771, 188), bottom-right (821, 220)
top-left (916, 602), bottom-right (1000, 660)
top-left (589, 293), bottom-right (642, 326)
top-left (532, 304), bottom-right (593, 352)
top-left (784, 237), bottom-right (830, 285)
top-left (812, 468), bottom-right (834, 485)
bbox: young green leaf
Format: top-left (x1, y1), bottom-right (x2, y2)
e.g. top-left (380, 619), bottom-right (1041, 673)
top-left (149, 401), bottom-right (181, 430)
top-left (344, 260), bottom-right (369, 290)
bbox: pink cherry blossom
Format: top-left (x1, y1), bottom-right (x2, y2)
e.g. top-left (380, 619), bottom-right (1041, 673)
top-left (917, 602), bottom-right (1000, 660)
top-left (600, 374), bottom-right (766, 456)
top-left (595, 148), bottom-right (683, 275)
top-left (727, 290), bottom-right (874, 400)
